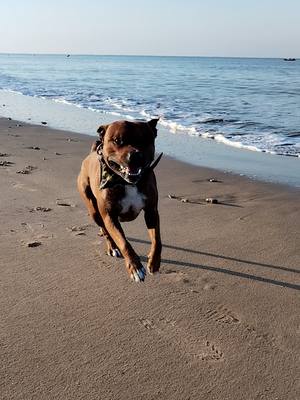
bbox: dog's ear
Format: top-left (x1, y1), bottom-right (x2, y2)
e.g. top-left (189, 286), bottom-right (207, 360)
top-left (97, 124), bottom-right (108, 142)
top-left (147, 118), bottom-right (159, 137)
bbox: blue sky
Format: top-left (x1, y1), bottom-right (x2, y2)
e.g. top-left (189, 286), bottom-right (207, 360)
top-left (1, 0), bottom-right (299, 57)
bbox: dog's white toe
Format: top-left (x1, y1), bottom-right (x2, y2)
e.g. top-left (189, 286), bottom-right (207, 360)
top-left (147, 266), bottom-right (153, 275)
top-left (108, 248), bottom-right (122, 258)
top-left (131, 267), bottom-right (146, 282)
top-left (112, 249), bottom-right (121, 258)
top-left (132, 271), bottom-right (140, 282)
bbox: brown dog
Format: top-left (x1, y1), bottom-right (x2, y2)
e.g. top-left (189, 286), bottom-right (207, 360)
top-left (77, 119), bottom-right (162, 282)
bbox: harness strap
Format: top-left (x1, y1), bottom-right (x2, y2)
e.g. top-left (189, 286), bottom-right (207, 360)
top-left (147, 152), bottom-right (163, 172)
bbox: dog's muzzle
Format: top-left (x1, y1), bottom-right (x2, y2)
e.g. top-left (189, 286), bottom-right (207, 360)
top-left (107, 155), bottom-right (144, 184)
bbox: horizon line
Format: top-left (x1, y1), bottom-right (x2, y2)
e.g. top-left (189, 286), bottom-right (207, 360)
top-left (0, 52), bottom-right (298, 60)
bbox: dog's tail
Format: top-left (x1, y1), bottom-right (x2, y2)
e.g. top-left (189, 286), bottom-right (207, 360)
top-left (90, 140), bottom-right (101, 153)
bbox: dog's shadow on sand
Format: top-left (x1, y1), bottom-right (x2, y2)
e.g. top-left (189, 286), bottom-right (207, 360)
top-left (129, 238), bottom-right (300, 291)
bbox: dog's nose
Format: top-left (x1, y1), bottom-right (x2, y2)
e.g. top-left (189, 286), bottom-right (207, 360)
top-left (127, 151), bottom-right (142, 164)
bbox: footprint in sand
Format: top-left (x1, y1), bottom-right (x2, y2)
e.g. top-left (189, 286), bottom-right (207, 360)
top-left (203, 341), bottom-right (224, 361)
top-left (12, 182), bottom-right (37, 192)
top-left (20, 222), bottom-right (54, 247)
top-left (159, 269), bottom-right (203, 294)
top-left (203, 304), bottom-right (240, 325)
top-left (67, 225), bottom-right (90, 236)
top-left (243, 324), bottom-right (277, 347)
top-left (160, 269), bottom-right (188, 283)
top-left (138, 317), bottom-right (224, 362)
top-left (203, 282), bottom-right (217, 290)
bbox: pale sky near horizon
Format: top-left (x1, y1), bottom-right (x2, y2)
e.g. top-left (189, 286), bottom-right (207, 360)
top-left (0, 0), bottom-right (299, 58)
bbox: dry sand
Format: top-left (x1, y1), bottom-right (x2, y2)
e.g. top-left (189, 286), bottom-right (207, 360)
top-left (0, 117), bottom-right (299, 400)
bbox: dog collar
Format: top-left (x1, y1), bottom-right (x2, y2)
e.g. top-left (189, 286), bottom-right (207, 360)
top-left (96, 145), bottom-right (163, 190)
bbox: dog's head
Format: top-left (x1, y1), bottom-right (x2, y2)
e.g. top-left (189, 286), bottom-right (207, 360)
top-left (97, 119), bottom-right (159, 184)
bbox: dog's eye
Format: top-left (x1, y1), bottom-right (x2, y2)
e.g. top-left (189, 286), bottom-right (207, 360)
top-left (113, 138), bottom-right (123, 146)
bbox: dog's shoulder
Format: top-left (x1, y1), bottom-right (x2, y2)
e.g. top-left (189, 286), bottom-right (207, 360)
top-left (80, 147), bottom-right (100, 180)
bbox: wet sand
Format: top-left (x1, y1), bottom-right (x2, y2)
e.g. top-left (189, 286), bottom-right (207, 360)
top-left (1, 117), bottom-right (299, 400)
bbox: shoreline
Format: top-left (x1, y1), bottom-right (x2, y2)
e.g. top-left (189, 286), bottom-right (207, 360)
top-left (1, 90), bottom-right (300, 187)
top-left (1, 117), bottom-right (299, 399)
top-left (1, 116), bottom-right (299, 195)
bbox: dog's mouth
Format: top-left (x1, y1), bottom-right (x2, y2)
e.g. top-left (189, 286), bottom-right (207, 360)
top-left (107, 159), bottom-right (143, 183)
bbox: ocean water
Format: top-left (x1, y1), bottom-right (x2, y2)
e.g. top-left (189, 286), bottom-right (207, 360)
top-left (0, 54), bottom-right (299, 158)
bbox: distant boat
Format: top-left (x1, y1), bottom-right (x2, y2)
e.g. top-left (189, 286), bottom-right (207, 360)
top-left (67, 54), bottom-right (70, 57)
top-left (283, 58), bottom-right (296, 61)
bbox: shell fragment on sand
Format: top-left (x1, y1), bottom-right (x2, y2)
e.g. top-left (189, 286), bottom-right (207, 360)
top-left (29, 206), bottom-right (52, 212)
top-left (26, 241), bottom-right (42, 248)
top-left (0, 161), bottom-right (14, 167)
top-left (16, 165), bottom-right (36, 174)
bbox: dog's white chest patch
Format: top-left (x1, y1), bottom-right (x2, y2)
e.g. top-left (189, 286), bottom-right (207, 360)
top-left (120, 186), bottom-right (146, 216)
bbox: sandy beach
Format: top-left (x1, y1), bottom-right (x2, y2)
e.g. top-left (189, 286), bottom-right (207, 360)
top-left (1, 117), bottom-right (299, 400)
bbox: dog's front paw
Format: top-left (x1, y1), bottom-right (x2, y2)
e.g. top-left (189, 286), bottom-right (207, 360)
top-left (107, 248), bottom-right (122, 258)
top-left (147, 255), bottom-right (161, 275)
top-left (106, 240), bottom-right (122, 258)
top-left (126, 259), bottom-right (146, 282)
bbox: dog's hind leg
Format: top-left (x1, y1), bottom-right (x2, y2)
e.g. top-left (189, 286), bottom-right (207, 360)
top-left (78, 179), bottom-right (121, 258)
